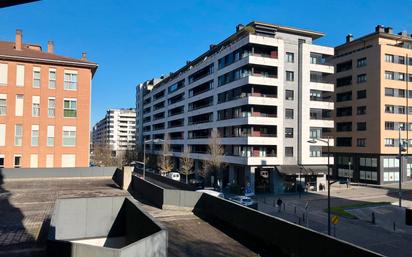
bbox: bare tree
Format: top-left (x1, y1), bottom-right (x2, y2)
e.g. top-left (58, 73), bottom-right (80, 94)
top-left (180, 146), bottom-right (194, 184)
top-left (202, 129), bottom-right (225, 187)
top-left (157, 134), bottom-right (174, 175)
top-left (91, 143), bottom-right (118, 167)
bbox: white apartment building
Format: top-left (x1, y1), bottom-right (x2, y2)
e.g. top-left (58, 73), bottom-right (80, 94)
top-left (136, 22), bottom-right (334, 194)
top-left (92, 108), bottom-right (136, 156)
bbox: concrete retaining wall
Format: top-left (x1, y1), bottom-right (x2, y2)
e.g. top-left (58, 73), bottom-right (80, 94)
top-left (131, 175), bottom-right (202, 209)
top-left (48, 196), bottom-right (167, 257)
top-left (130, 176), bottom-right (382, 257)
top-left (193, 194), bottom-right (383, 257)
top-left (0, 167), bottom-right (118, 179)
top-left (136, 170), bottom-right (196, 191)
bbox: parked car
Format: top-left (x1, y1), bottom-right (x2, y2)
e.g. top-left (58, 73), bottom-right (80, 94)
top-left (196, 189), bottom-right (224, 198)
top-left (189, 178), bottom-right (204, 189)
top-left (166, 172), bottom-right (181, 181)
top-left (229, 195), bottom-right (256, 207)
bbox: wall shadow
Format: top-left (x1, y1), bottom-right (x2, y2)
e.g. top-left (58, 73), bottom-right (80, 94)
top-left (0, 168), bottom-right (37, 256)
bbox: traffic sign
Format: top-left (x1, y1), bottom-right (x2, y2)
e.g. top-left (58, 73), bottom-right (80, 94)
top-left (331, 215), bottom-right (339, 225)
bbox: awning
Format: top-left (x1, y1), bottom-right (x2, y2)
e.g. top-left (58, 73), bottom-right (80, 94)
top-left (276, 165), bottom-right (329, 176)
top-left (276, 165), bottom-right (303, 175)
top-left (303, 165), bottom-right (329, 175)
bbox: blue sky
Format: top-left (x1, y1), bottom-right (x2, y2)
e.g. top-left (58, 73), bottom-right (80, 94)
top-left (1, 0), bottom-right (411, 125)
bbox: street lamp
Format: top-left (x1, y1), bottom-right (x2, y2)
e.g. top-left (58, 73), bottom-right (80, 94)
top-left (307, 136), bottom-right (331, 235)
top-left (398, 124), bottom-right (407, 207)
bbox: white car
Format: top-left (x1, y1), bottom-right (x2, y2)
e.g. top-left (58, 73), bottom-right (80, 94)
top-left (166, 172), bottom-right (181, 181)
top-left (196, 189), bottom-right (224, 198)
top-left (230, 196), bottom-right (255, 207)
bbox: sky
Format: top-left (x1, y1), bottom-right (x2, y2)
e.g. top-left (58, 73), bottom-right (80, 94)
top-left (1, 0), bottom-right (412, 125)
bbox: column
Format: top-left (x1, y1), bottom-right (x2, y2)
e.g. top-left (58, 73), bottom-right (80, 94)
top-left (245, 166), bottom-right (256, 196)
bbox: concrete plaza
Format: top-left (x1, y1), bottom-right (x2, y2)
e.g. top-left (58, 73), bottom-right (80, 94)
top-left (254, 182), bottom-right (412, 257)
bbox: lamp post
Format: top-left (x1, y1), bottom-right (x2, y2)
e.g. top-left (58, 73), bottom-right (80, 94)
top-left (308, 136), bottom-right (331, 235)
top-left (399, 125), bottom-right (407, 207)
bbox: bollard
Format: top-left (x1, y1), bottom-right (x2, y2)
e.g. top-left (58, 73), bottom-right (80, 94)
top-left (283, 203), bottom-right (286, 211)
top-left (393, 222), bottom-right (396, 231)
top-left (298, 217), bottom-right (301, 225)
top-left (294, 206), bottom-right (297, 214)
top-left (263, 197), bottom-right (266, 204)
top-left (273, 199), bottom-right (276, 207)
top-left (303, 213), bottom-right (305, 223)
top-left (371, 212), bottom-right (375, 224)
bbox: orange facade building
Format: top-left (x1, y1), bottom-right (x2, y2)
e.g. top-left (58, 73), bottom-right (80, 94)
top-left (0, 30), bottom-right (97, 168)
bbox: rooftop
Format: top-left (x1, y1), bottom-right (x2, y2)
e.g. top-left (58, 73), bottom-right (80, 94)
top-left (0, 177), bottom-right (127, 257)
top-left (149, 21), bottom-right (325, 91)
top-left (0, 30), bottom-right (98, 75)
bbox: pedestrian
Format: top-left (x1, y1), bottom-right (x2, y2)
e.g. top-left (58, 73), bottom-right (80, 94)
top-left (277, 198), bottom-right (283, 212)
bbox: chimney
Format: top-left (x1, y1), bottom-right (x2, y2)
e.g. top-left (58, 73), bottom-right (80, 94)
top-left (384, 27), bottom-right (393, 34)
top-left (81, 52), bottom-right (87, 60)
top-left (47, 41), bottom-right (54, 53)
top-left (236, 24), bottom-right (244, 32)
top-left (15, 29), bottom-right (22, 50)
top-left (375, 25), bottom-right (385, 33)
top-left (398, 31), bottom-right (408, 37)
top-left (346, 34), bottom-right (353, 43)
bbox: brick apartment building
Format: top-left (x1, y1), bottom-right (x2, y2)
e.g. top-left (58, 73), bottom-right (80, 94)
top-left (0, 29), bottom-right (97, 168)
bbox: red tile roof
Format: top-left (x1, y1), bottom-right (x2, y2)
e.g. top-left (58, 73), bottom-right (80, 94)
top-left (0, 41), bottom-right (98, 74)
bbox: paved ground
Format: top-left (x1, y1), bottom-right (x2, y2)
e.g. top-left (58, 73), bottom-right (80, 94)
top-left (254, 182), bottom-right (412, 257)
top-left (139, 204), bottom-right (261, 257)
top-left (0, 177), bottom-right (127, 257)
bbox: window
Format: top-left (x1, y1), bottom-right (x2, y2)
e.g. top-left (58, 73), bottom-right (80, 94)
top-left (360, 157), bottom-right (378, 167)
top-left (385, 87), bottom-right (395, 96)
top-left (0, 63), bottom-right (8, 85)
top-left (356, 138), bottom-right (366, 147)
top-left (357, 90), bottom-right (367, 99)
top-left (285, 147), bottom-right (293, 157)
top-left (63, 99), bottom-right (77, 117)
top-left (336, 91), bottom-right (352, 102)
top-left (285, 90), bottom-right (294, 100)
top-left (357, 106), bottom-right (366, 115)
top-left (62, 126), bottom-right (76, 146)
top-left (336, 107), bottom-right (352, 117)
top-left (15, 94), bottom-right (23, 116)
top-left (336, 60), bottom-right (352, 73)
top-left (360, 170), bottom-right (377, 181)
top-left (385, 71), bottom-right (394, 80)
top-left (0, 124), bottom-right (5, 146)
top-left (357, 122), bottom-right (367, 131)
top-left (357, 57), bottom-right (367, 67)
top-left (285, 109), bottom-right (294, 119)
top-left (14, 155), bottom-right (22, 168)
top-left (64, 71), bottom-right (77, 90)
top-left (310, 146), bottom-right (322, 157)
top-left (32, 68), bottom-right (40, 88)
top-left (336, 137), bottom-right (352, 147)
top-left (336, 76), bottom-right (352, 87)
top-left (0, 155), bottom-right (4, 168)
top-left (337, 122), bottom-right (352, 132)
top-left (16, 64), bottom-right (24, 86)
top-left (32, 96), bottom-right (40, 117)
top-left (310, 127), bottom-right (322, 139)
top-left (48, 98), bottom-right (55, 117)
top-left (31, 125), bottom-right (39, 146)
top-left (62, 154), bottom-right (76, 167)
top-left (357, 74), bottom-right (367, 83)
top-left (385, 138), bottom-right (395, 146)
top-left (46, 154), bottom-right (54, 168)
top-left (47, 125), bottom-right (54, 146)
top-left (385, 54), bottom-right (394, 63)
top-left (49, 69), bottom-right (56, 89)
top-left (286, 71), bottom-right (294, 81)
top-left (286, 52), bottom-right (294, 63)
top-left (383, 157), bottom-right (399, 168)
top-left (285, 128), bottom-right (294, 138)
top-left (0, 94), bottom-right (6, 115)
top-left (30, 154), bottom-right (38, 168)
top-left (15, 124), bottom-right (23, 146)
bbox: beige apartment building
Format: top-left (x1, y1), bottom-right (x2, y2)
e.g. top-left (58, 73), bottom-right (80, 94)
top-left (0, 30), bottom-right (97, 168)
top-left (332, 25), bottom-right (412, 184)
